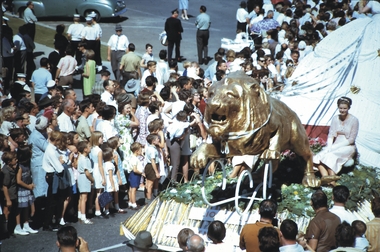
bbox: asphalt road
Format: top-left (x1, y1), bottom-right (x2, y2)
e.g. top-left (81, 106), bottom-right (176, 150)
top-left (35, 0), bottom-right (239, 67)
top-left (2, 1), bottom-right (240, 251)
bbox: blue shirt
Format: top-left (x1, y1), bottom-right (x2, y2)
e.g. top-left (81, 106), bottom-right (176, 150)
top-left (195, 12), bottom-right (210, 30)
top-left (29, 129), bottom-right (48, 198)
top-left (31, 67), bottom-right (52, 95)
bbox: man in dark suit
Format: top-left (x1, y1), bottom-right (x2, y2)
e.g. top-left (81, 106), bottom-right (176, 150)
top-left (165, 9), bottom-right (184, 62)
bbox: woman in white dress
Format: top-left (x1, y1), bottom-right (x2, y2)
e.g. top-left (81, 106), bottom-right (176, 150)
top-left (313, 97), bottom-right (359, 184)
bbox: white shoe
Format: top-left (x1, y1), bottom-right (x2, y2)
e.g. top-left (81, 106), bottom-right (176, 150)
top-left (59, 219), bottom-right (66, 226)
top-left (23, 226), bottom-right (38, 234)
top-left (14, 227), bottom-right (29, 236)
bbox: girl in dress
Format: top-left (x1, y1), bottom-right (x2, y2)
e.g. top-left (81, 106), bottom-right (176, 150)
top-left (102, 147), bottom-right (118, 216)
top-left (15, 145), bottom-right (38, 234)
top-left (82, 49), bottom-right (96, 97)
top-left (77, 141), bottom-right (94, 224)
top-left (89, 131), bottom-right (106, 218)
top-left (107, 136), bottom-right (125, 213)
top-left (314, 97), bottom-right (359, 185)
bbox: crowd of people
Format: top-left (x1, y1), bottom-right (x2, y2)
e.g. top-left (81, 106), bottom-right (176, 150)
top-left (0, 0), bottom-right (378, 250)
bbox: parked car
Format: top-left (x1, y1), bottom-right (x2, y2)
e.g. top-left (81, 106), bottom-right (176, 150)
top-left (13, 0), bottom-right (127, 20)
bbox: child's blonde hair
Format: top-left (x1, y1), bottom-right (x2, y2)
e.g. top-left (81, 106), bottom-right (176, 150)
top-left (182, 61), bottom-right (191, 69)
top-left (89, 131), bottom-right (103, 147)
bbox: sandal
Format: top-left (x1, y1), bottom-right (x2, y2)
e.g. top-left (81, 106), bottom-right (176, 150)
top-left (82, 219), bottom-right (93, 224)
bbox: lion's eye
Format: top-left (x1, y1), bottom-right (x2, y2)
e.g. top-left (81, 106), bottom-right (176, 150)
top-left (209, 92), bottom-right (214, 98)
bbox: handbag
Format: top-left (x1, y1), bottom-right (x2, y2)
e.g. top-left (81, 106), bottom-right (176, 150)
top-left (98, 191), bottom-right (113, 208)
top-left (159, 31), bottom-right (168, 46)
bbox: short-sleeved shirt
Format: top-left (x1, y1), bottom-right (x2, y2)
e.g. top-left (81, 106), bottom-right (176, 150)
top-left (130, 155), bottom-right (144, 173)
top-left (67, 23), bottom-right (84, 41)
top-left (239, 221), bottom-right (274, 252)
top-left (76, 115), bottom-right (92, 141)
top-left (120, 52), bottom-right (141, 72)
top-left (305, 208), bottom-right (341, 252)
top-left (2, 164), bottom-right (19, 200)
top-left (77, 155), bottom-right (92, 174)
top-left (145, 144), bottom-right (159, 164)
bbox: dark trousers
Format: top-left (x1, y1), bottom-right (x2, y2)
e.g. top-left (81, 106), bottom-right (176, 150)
top-left (24, 23), bottom-right (36, 41)
top-left (95, 40), bottom-right (102, 66)
top-left (2, 56), bottom-right (14, 93)
top-left (111, 50), bottom-right (125, 81)
top-left (196, 30), bottom-right (209, 63)
top-left (44, 174), bottom-right (63, 228)
top-left (30, 196), bottom-right (46, 230)
top-left (70, 40), bottom-right (82, 65)
top-left (167, 39), bottom-right (181, 61)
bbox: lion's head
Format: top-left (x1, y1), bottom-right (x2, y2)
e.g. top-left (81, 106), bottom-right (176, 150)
top-left (205, 71), bottom-right (270, 144)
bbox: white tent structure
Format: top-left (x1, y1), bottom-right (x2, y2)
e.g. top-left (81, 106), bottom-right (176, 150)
top-left (276, 15), bottom-right (380, 167)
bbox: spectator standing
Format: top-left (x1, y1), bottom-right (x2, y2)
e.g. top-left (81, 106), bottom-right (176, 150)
top-left (100, 80), bottom-right (117, 109)
top-left (179, 0), bottom-right (189, 20)
top-left (92, 70), bottom-right (110, 95)
top-left (165, 9), bottom-right (184, 62)
top-left (140, 43), bottom-right (154, 70)
top-left (55, 47), bottom-right (77, 87)
top-left (330, 185), bottom-right (357, 224)
top-left (54, 24), bottom-right (69, 58)
top-left (89, 12), bottom-right (103, 72)
top-left (258, 227), bottom-right (280, 252)
top-left (279, 219), bottom-right (304, 252)
top-left (236, 1), bottom-right (248, 32)
top-left (23, 1), bottom-right (37, 41)
top-left (107, 24), bottom-right (129, 81)
top-left (156, 50), bottom-right (170, 88)
top-left (13, 26), bottom-right (27, 79)
top-left (57, 99), bottom-right (77, 133)
top-left (76, 99), bottom-right (94, 141)
top-left (32, 57), bottom-right (52, 102)
top-left (305, 190), bottom-right (341, 251)
top-left (195, 6), bottom-right (211, 65)
top-left (81, 17), bottom-right (97, 59)
top-left (330, 222), bottom-right (362, 252)
top-left (67, 14), bottom-right (84, 65)
top-left (187, 234), bottom-right (206, 252)
top-left (120, 43), bottom-right (142, 86)
top-left (366, 197), bottom-right (380, 252)
top-left (239, 199), bottom-right (278, 252)
top-left (82, 49), bottom-right (96, 97)
top-left (352, 220), bottom-right (369, 251)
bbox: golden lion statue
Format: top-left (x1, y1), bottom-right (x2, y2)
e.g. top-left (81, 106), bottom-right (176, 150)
top-left (190, 71), bottom-right (320, 188)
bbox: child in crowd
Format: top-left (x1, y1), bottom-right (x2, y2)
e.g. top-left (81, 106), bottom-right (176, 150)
top-left (102, 147), bottom-right (117, 216)
top-left (77, 141), bottom-right (94, 224)
top-left (107, 136), bottom-right (125, 213)
top-left (2, 151), bottom-right (19, 236)
top-left (144, 134), bottom-right (161, 202)
top-left (89, 131), bottom-right (106, 218)
top-left (148, 119), bottom-right (167, 192)
top-left (0, 134), bottom-right (10, 169)
top-left (15, 145), bottom-right (38, 235)
top-left (128, 142), bottom-right (144, 209)
top-left (352, 220), bottom-right (369, 251)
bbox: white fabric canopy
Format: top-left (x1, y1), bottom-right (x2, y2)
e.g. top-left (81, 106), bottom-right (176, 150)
top-left (276, 15), bottom-right (380, 167)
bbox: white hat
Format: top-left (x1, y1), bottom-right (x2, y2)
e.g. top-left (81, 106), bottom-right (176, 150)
top-left (74, 14), bottom-right (80, 18)
top-left (46, 80), bottom-right (56, 88)
top-left (17, 73), bottom-right (26, 78)
top-left (88, 12), bottom-right (97, 18)
top-left (85, 16), bottom-right (92, 22)
top-left (35, 116), bottom-right (49, 130)
top-left (23, 85), bottom-right (31, 93)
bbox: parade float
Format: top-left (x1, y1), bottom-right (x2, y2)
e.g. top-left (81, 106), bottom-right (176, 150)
top-left (121, 71), bottom-right (379, 251)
